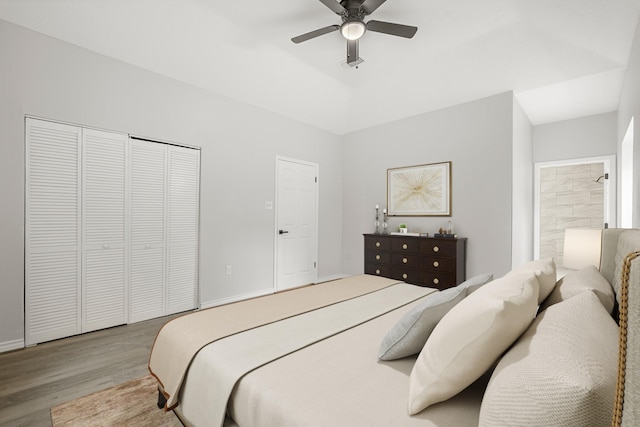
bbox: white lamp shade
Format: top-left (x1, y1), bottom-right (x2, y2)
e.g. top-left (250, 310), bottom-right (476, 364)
top-left (562, 228), bottom-right (603, 270)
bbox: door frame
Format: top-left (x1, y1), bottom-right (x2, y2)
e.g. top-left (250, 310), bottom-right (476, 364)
top-left (273, 155), bottom-right (319, 292)
top-left (533, 155), bottom-right (616, 259)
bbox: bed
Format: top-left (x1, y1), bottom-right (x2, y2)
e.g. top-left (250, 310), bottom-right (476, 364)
top-left (149, 228), bottom-right (640, 427)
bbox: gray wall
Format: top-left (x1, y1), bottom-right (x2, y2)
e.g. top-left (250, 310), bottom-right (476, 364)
top-left (341, 93), bottom-right (516, 280)
top-left (0, 20), bottom-right (344, 349)
top-left (533, 112), bottom-right (618, 164)
top-left (618, 14), bottom-right (640, 228)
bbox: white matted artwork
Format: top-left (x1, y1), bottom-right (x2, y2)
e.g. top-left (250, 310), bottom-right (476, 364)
top-left (387, 161), bottom-right (451, 216)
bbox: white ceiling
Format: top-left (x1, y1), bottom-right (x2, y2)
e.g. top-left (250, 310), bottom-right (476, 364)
top-left (1, 0), bottom-right (639, 135)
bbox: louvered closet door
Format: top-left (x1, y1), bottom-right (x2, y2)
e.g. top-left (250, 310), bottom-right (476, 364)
top-left (129, 140), bottom-right (167, 322)
top-left (167, 146), bottom-right (200, 314)
top-left (25, 119), bottom-right (82, 346)
top-left (82, 129), bottom-right (128, 332)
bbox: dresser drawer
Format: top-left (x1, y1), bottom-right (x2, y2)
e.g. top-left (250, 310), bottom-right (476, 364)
top-left (365, 263), bottom-right (391, 277)
top-left (365, 251), bottom-right (392, 264)
top-left (421, 256), bottom-right (456, 273)
top-left (365, 236), bottom-right (391, 251)
top-left (391, 253), bottom-right (421, 268)
top-left (390, 267), bottom-right (421, 284)
top-left (391, 238), bottom-right (420, 253)
top-left (421, 271), bottom-right (456, 290)
top-left (420, 239), bottom-right (458, 257)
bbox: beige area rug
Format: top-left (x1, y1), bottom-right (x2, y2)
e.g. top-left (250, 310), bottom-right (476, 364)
top-left (51, 375), bottom-right (182, 426)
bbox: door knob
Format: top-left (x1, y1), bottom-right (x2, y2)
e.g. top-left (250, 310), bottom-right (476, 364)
top-left (279, 230), bottom-right (289, 235)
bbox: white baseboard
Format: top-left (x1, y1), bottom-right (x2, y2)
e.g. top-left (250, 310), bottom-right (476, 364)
top-left (0, 338), bottom-right (24, 354)
top-left (200, 288), bottom-right (274, 310)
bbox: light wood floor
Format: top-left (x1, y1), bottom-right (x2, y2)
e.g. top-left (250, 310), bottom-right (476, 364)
top-left (0, 314), bottom-right (182, 426)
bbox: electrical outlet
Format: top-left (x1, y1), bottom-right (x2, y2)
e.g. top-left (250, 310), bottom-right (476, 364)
top-left (265, 201), bottom-right (273, 210)
top-left (225, 265), bottom-right (232, 275)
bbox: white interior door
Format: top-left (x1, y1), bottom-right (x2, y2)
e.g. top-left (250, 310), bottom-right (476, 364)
top-left (275, 157), bottom-right (318, 291)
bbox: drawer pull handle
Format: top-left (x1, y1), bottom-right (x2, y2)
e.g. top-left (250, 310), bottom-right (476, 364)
top-left (433, 261), bottom-right (439, 268)
top-left (402, 257), bottom-right (408, 264)
top-left (376, 254), bottom-right (381, 260)
top-left (376, 242), bottom-right (381, 247)
top-left (402, 273), bottom-right (408, 279)
top-left (376, 269), bottom-right (381, 275)
top-left (433, 246), bottom-right (440, 253)
top-left (402, 243), bottom-right (408, 250)
top-left (433, 278), bottom-right (440, 285)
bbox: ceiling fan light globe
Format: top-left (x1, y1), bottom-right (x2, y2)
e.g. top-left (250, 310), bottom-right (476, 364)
top-left (340, 20), bottom-right (366, 40)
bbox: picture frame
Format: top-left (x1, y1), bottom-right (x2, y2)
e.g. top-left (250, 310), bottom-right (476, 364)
top-left (387, 161), bottom-right (451, 216)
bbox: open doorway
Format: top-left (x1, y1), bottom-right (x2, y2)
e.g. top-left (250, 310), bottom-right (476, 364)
top-left (534, 156), bottom-right (616, 269)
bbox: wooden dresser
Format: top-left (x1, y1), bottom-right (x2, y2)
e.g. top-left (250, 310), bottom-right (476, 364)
top-left (363, 234), bottom-right (467, 290)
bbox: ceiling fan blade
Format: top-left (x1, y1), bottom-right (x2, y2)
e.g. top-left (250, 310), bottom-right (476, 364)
top-left (361, 0), bottom-right (387, 15)
top-left (366, 20), bottom-right (418, 38)
top-left (347, 39), bottom-right (361, 65)
top-left (318, 0), bottom-right (347, 15)
top-left (291, 25), bottom-right (340, 44)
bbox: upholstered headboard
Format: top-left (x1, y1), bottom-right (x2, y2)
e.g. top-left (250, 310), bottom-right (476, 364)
top-left (601, 228), bottom-right (640, 427)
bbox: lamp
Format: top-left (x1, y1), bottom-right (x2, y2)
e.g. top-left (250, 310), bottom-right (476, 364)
top-left (562, 228), bottom-right (603, 270)
top-left (340, 19), bottom-right (367, 40)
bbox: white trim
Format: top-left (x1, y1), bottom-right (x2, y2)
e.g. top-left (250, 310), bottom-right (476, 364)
top-left (534, 155), bottom-right (616, 259)
top-left (0, 339), bottom-right (24, 353)
top-left (200, 288), bottom-right (273, 310)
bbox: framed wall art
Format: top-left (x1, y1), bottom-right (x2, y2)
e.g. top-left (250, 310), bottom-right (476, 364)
top-left (387, 161), bottom-right (451, 216)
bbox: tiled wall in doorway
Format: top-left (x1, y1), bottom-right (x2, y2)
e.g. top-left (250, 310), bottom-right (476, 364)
top-left (539, 162), bottom-right (605, 267)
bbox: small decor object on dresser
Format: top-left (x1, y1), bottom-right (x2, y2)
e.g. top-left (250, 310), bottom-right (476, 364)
top-left (363, 234), bottom-right (466, 289)
top-left (387, 161), bottom-right (451, 216)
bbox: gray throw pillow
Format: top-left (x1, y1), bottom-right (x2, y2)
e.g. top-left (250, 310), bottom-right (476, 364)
top-left (459, 272), bottom-right (494, 295)
top-left (378, 285), bottom-right (466, 360)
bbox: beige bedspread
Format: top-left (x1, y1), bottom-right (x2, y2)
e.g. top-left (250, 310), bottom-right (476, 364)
top-left (176, 282), bottom-right (435, 427)
top-left (177, 289), bottom-right (485, 427)
top-left (149, 274), bottom-right (403, 409)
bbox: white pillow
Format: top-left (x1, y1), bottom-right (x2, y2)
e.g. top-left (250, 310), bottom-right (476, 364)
top-left (379, 274), bottom-right (494, 361)
top-left (378, 285), bottom-right (466, 361)
top-left (479, 291), bottom-right (618, 426)
top-left (408, 270), bottom-right (539, 415)
top-left (506, 258), bottom-right (556, 303)
top-left (539, 265), bottom-right (615, 314)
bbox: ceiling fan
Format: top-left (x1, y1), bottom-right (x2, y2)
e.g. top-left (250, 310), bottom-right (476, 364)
top-left (291, 0), bottom-right (418, 67)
